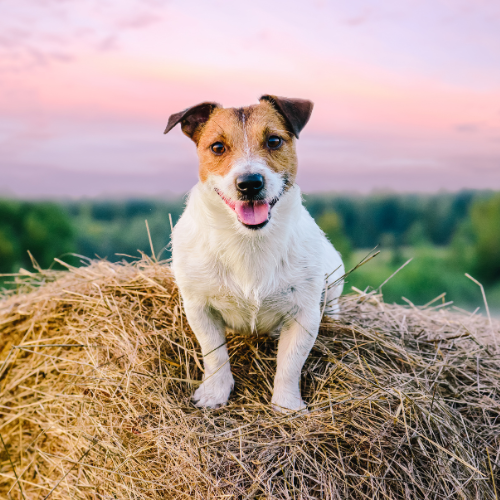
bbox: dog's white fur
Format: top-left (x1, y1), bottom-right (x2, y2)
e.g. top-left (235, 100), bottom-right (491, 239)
top-left (172, 151), bottom-right (344, 411)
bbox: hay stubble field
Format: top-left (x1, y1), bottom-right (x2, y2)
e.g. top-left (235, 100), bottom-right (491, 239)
top-left (0, 258), bottom-right (499, 499)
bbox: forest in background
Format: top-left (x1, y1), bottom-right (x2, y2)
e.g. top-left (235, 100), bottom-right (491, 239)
top-left (0, 190), bottom-right (499, 313)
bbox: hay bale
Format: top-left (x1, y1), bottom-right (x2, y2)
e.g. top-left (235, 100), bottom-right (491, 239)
top-left (0, 258), bottom-right (499, 499)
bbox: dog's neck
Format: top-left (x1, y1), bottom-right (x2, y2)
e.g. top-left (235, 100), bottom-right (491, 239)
top-left (188, 182), bottom-right (303, 298)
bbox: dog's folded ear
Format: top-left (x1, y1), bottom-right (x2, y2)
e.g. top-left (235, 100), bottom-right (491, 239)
top-left (164, 102), bottom-right (221, 142)
top-left (259, 95), bottom-right (314, 138)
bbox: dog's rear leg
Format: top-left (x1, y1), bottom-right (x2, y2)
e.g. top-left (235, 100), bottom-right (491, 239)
top-left (271, 309), bottom-right (320, 413)
top-left (183, 302), bottom-right (234, 408)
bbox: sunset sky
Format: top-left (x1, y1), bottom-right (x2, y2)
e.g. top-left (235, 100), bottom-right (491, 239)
top-left (1, 0), bottom-right (500, 197)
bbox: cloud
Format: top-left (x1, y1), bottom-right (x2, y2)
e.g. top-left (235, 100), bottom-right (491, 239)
top-left (455, 123), bottom-right (479, 133)
top-left (0, 163), bottom-right (196, 199)
top-left (96, 36), bottom-right (119, 52)
top-left (118, 13), bottom-right (164, 30)
top-left (344, 13), bottom-right (370, 26)
top-left (0, 0), bottom-right (167, 73)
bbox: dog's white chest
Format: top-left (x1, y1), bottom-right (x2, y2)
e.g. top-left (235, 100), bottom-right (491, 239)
top-left (172, 183), bottom-right (343, 337)
top-left (208, 275), bottom-right (294, 335)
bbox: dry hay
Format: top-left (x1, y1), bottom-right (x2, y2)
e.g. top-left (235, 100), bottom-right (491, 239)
top-left (0, 257), bottom-right (499, 499)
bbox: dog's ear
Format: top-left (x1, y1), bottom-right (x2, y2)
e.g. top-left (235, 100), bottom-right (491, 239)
top-left (259, 95), bottom-right (313, 138)
top-left (164, 102), bottom-right (221, 142)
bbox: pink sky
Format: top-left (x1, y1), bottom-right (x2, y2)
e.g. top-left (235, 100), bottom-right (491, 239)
top-left (1, 0), bottom-right (500, 197)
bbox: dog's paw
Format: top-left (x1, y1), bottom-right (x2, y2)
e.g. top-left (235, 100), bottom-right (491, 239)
top-left (271, 389), bottom-right (308, 414)
top-left (192, 372), bottom-right (234, 409)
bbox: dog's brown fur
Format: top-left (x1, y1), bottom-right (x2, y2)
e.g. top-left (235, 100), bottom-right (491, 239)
top-left (196, 101), bottom-right (298, 185)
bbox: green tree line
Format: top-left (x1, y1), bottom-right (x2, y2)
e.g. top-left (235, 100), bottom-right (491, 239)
top-left (0, 191), bottom-right (499, 309)
top-left (0, 200), bottom-right (74, 273)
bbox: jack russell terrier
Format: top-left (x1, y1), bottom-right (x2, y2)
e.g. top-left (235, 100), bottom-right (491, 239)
top-left (164, 95), bottom-right (344, 412)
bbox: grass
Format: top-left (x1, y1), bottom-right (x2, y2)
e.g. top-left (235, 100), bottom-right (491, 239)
top-left (0, 257), bottom-right (499, 498)
top-left (345, 245), bottom-right (498, 312)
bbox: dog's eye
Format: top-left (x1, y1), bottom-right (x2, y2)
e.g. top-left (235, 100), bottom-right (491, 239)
top-left (211, 142), bottom-right (225, 155)
top-left (267, 135), bottom-right (282, 149)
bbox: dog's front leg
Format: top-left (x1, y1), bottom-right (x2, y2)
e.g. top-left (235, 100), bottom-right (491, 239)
top-left (271, 310), bottom-right (320, 412)
top-left (184, 301), bottom-right (234, 408)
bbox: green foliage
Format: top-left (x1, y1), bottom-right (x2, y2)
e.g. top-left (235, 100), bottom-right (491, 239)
top-left (66, 198), bottom-right (185, 262)
top-left (403, 220), bottom-right (430, 247)
top-left (0, 191), bottom-right (499, 311)
top-left (0, 201), bottom-right (75, 274)
top-left (316, 211), bottom-right (351, 259)
top-left (465, 193), bottom-right (500, 285)
top-left (304, 191), bottom-right (481, 248)
top-left (21, 203), bottom-right (75, 266)
top-left (346, 246), bottom-right (483, 307)
top-left (0, 226), bottom-right (18, 272)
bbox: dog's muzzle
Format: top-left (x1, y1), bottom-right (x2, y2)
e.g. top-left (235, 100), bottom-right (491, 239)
top-left (236, 173), bottom-right (264, 198)
top-left (215, 189), bottom-right (274, 229)
top-left (215, 173), bottom-right (284, 229)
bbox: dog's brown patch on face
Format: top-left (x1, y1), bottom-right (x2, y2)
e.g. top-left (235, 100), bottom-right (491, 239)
top-left (197, 101), bottom-right (298, 187)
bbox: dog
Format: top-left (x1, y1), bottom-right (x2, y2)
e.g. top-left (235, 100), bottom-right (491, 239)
top-left (164, 95), bottom-right (344, 412)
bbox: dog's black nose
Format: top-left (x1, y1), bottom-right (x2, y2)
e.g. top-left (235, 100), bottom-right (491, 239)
top-left (236, 173), bottom-right (264, 196)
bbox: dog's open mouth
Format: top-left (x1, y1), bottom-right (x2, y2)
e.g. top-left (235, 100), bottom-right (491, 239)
top-left (215, 189), bottom-right (276, 229)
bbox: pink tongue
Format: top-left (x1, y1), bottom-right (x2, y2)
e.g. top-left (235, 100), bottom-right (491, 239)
top-left (234, 201), bottom-right (270, 225)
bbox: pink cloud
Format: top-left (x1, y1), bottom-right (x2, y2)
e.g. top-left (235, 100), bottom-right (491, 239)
top-left (118, 13), bottom-right (164, 29)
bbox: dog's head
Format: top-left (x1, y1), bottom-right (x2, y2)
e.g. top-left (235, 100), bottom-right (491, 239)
top-left (164, 95), bottom-right (313, 230)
